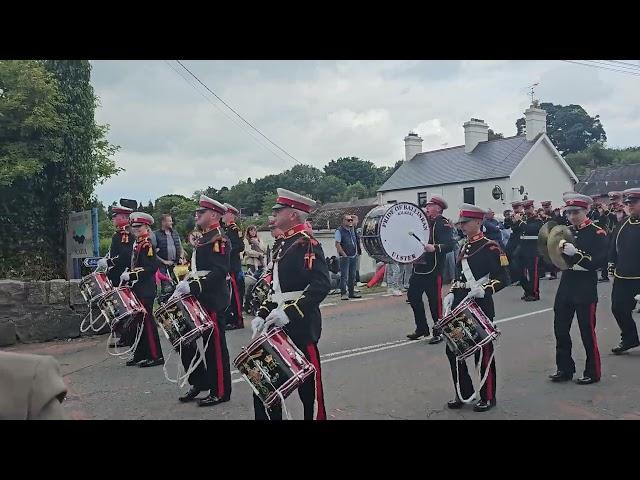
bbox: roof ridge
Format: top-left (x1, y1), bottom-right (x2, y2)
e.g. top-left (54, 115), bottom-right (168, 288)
top-left (414, 134), bottom-right (526, 157)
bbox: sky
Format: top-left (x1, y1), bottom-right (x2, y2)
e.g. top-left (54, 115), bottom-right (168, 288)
top-left (91, 60), bottom-right (640, 204)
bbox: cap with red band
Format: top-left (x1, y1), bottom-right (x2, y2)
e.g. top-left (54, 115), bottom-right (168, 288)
top-left (129, 212), bottom-right (154, 226)
top-left (272, 188), bottom-right (317, 213)
top-left (455, 203), bottom-right (486, 223)
top-left (523, 199), bottom-right (535, 209)
top-left (541, 201), bottom-right (552, 207)
top-left (511, 200), bottom-right (523, 208)
top-left (563, 192), bottom-right (592, 211)
top-left (426, 194), bottom-right (448, 210)
top-left (224, 203), bottom-right (239, 215)
top-left (112, 204), bottom-right (133, 216)
top-left (198, 195), bottom-right (227, 215)
top-left (623, 188), bottom-right (640, 203)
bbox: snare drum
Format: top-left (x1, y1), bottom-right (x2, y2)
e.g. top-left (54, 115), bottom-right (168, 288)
top-left (246, 272), bottom-right (272, 316)
top-left (154, 294), bottom-right (214, 351)
top-left (97, 287), bottom-right (146, 332)
top-left (435, 298), bottom-right (500, 360)
top-left (233, 327), bottom-right (315, 409)
top-left (361, 202), bottom-right (430, 264)
top-left (79, 271), bottom-right (114, 303)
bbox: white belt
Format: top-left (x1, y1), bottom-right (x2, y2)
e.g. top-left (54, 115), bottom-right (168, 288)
top-left (521, 236), bottom-right (538, 240)
top-left (270, 291), bottom-right (304, 306)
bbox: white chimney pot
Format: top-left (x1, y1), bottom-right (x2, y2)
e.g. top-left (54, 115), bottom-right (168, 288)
top-left (463, 118), bottom-right (489, 153)
top-left (404, 132), bottom-right (423, 161)
top-left (525, 106), bottom-right (547, 141)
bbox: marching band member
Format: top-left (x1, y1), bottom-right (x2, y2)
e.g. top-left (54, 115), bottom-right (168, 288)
top-left (515, 200), bottom-right (543, 301)
top-left (504, 200), bottom-right (524, 285)
top-left (608, 188), bottom-right (640, 354)
top-left (444, 204), bottom-right (508, 412)
top-left (540, 201), bottom-right (559, 280)
top-left (120, 212), bottom-right (164, 368)
top-left (252, 188), bottom-right (330, 420)
top-left (97, 203), bottom-right (134, 347)
top-left (406, 195), bottom-right (455, 343)
top-left (222, 203), bottom-right (245, 330)
top-left (549, 193), bottom-right (607, 384)
top-left (598, 191), bottom-right (624, 283)
top-left (173, 196), bottom-right (232, 406)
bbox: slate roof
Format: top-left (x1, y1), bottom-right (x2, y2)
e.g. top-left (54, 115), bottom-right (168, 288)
top-left (575, 163), bottom-right (640, 196)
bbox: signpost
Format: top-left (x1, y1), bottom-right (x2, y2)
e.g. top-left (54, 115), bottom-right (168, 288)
top-left (66, 208), bottom-right (100, 279)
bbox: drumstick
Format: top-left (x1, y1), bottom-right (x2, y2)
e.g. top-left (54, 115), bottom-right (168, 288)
top-left (408, 231), bottom-right (426, 247)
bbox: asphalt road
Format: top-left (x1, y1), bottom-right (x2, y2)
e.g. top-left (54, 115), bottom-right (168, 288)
top-left (5, 279), bottom-right (640, 420)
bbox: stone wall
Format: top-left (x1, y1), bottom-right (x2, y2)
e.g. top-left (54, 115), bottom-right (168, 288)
top-left (0, 279), bottom-right (108, 347)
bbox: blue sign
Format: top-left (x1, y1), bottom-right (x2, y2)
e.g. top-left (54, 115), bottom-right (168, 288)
top-left (83, 257), bottom-right (103, 268)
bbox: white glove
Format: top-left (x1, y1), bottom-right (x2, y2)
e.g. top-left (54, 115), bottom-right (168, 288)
top-left (173, 280), bottom-right (191, 297)
top-left (468, 285), bottom-right (486, 299)
top-left (263, 308), bottom-right (290, 331)
top-left (120, 271), bottom-right (130, 283)
top-left (443, 293), bottom-right (454, 315)
top-left (635, 294), bottom-right (640, 302)
top-left (97, 258), bottom-right (108, 270)
top-left (561, 242), bottom-right (578, 256)
top-left (251, 317), bottom-right (266, 339)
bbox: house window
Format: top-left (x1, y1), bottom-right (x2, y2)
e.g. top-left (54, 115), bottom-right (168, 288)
top-left (417, 192), bottom-right (428, 207)
top-left (463, 187), bottom-right (475, 205)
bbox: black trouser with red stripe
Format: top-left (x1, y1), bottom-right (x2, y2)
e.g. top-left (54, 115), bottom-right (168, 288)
top-left (553, 297), bottom-right (601, 379)
top-left (520, 255), bottom-right (540, 298)
top-left (611, 278), bottom-right (640, 347)
top-left (253, 342), bottom-right (326, 420)
top-left (446, 340), bottom-right (496, 402)
top-left (180, 310), bottom-right (231, 399)
top-left (132, 297), bottom-right (164, 362)
top-left (407, 272), bottom-right (442, 335)
top-left (226, 272), bottom-right (244, 328)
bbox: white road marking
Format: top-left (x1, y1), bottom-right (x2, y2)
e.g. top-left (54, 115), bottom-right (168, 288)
top-left (230, 306), bottom-right (554, 381)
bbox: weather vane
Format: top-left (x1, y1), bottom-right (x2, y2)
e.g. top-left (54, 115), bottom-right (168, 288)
top-left (529, 82), bottom-right (540, 107)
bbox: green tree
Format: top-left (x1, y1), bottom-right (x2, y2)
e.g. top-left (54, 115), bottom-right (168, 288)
top-left (260, 191), bottom-right (278, 217)
top-left (341, 181), bottom-right (368, 201)
top-left (488, 129), bottom-right (504, 140)
top-left (516, 102), bottom-right (606, 155)
top-left (313, 175), bottom-right (347, 203)
top-left (324, 156), bottom-right (381, 188)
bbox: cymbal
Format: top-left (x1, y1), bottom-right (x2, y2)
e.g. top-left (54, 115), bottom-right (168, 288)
top-left (537, 221), bottom-right (557, 265)
top-left (547, 225), bottom-right (576, 271)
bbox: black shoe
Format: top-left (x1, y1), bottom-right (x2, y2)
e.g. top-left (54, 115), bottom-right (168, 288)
top-left (198, 394), bottom-right (230, 407)
top-left (447, 398), bottom-right (464, 409)
top-left (549, 274), bottom-right (557, 280)
top-left (523, 295), bottom-right (540, 302)
top-left (428, 335), bottom-right (443, 345)
top-left (349, 293), bottom-right (362, 299)
top-left (598, 277), bottom-right (610, 283)
top-left (520, 294), bottom-right (526, 300)
top-left (406, 331), bottom-right (429, 340)
top-left (126, 358), bottom-right (141, 367)
top-left (225, 324), bottom-right (240, 330)
top-left (576, 376), bottom-right (600, 385)
top-left (473, 399), bottom-right (497, 412)
top-left (179, 387), bottom-right (203, 403)
top-left (138, 358), bottom-right (164, 368)
top-left (549, 371), bottom-right (573, 382)
top-left (611, 342), bottom-right (640, 354)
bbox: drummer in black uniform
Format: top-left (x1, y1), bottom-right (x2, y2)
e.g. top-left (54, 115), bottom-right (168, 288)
top-left (407, 195), bottom-right (455, 343)
top-left (119, 212), bottom-right (164, 368)
top-left (222, 203), bottom-right (245, 330)
top-left (252, 188), bottom-right (330, 420)
top-left (172, 195), bottom-right (233, 406)
top-left (608, 188), bottom-right (640, 354)
top-left (443, 204), bottom-right (508, 413)
top-left (97, 204), bottom-right (134, 347)
top-left (549, 193), bottom-right (608, 385)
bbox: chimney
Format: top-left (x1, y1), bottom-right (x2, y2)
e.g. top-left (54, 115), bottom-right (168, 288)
top-left (404, 131), bottom-right (423, 161)
top-left (463, 118), bottom-right (489, 153)
top-left (524, 104), bottom-right (547, 141)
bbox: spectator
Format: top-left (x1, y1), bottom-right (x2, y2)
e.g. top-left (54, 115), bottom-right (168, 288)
top-left (243, 225), bottom-right (266, 276)
top-left (353, 214), bottom-right (362, 285)
top-left (335, 214), bottom-right (362, 300)
top-left (482, 208), bottom-right (503, 247)
top-left (0, 351), bottom-right (67, 420)
top-left (154, 214), bottom-right (184, 294)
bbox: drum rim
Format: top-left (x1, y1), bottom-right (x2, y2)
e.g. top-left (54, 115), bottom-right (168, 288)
top-left (262, 367), bottom-right (316, 408)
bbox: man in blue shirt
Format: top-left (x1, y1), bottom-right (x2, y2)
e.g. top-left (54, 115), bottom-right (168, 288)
top-left (335, 214), bottom-right (362, 300)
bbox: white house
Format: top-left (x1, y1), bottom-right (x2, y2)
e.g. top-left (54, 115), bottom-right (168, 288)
top-left (377, 105), bottom-right (579, 215)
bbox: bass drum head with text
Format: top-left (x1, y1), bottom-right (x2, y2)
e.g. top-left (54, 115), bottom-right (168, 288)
top-left (361, 202), bottom-right (430, 264)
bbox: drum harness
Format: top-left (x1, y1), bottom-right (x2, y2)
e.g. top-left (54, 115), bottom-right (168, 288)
top-left (80, 259), bottom-right (111, 334)
top-left (450, 255), bottom-right (498, 404)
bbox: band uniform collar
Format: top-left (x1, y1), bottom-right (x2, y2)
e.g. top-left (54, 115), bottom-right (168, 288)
top-left (468, 232), bottom-right (484, 243)
top-left (284, 223), bottom-right (307, 239)
top-left (203, 222), bottom-right (220, 234)
top-left (578, 218), bottom-right (592, 230)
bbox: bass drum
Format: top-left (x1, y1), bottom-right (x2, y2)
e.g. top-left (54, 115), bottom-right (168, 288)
top-left (361, 202), bottom-right (430, 264)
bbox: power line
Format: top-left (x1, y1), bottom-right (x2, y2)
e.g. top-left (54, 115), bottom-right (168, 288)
top-left (604, 59), bottom-right (640, 71)
top-left (587, 59), bottom-right (640, 73)
top-left (175, 60), bottom-right (302, 165)
top-left (562, 60), bottom-right (640, 77)
top-left (163, 60), bottom-right (295, 166)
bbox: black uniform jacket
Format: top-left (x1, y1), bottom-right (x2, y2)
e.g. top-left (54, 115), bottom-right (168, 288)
top-left (224, 222), bottom-right (244, 273)
top-left (609, 216), bottom-right (640, 280)
top-left (413, 215), bottom-right (455, 275)
top-left (106, 226), bottom-right (133, 286)
top-left (128, 234), bottom-right (159, 302)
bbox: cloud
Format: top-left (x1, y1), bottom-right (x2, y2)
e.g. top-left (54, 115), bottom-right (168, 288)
top-left (91, 60), bottom-right (640, 203)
